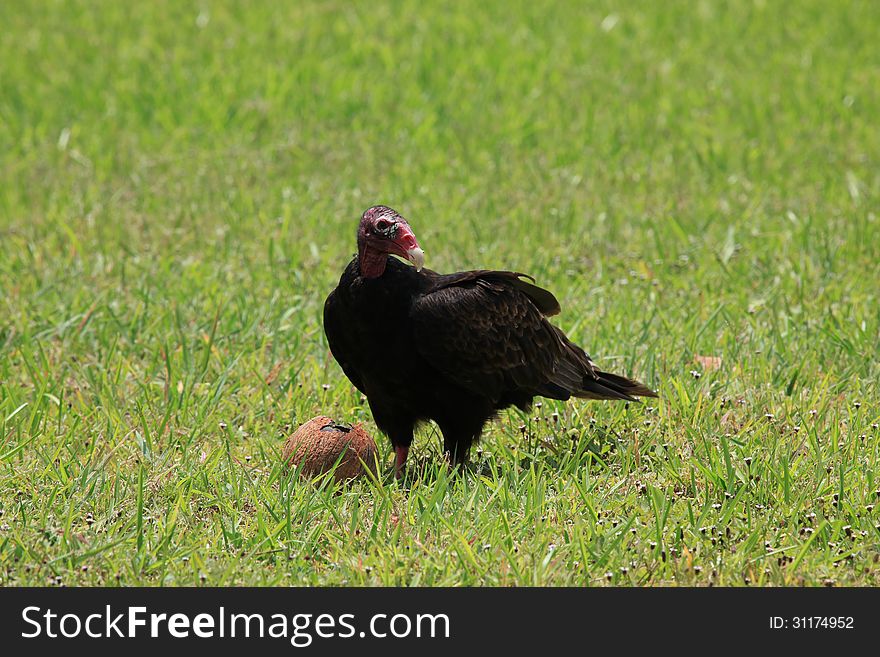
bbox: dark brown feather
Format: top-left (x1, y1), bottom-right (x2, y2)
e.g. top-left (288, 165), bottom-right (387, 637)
top-left (324, 255), bottom-right (656, 465)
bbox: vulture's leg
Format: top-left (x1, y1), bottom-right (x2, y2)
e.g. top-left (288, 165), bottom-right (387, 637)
top-left (393, 445), bottom-right (409, 479)
top-left (437, 401), bottom-right (488, 471)
top-left (389, 426), bottom-right (414, 479)
top-left (371, 407), bottom-right (415, 480)
top-left (438, 422), bottom-right (480, 469)
top-left (443, 438), bottom-right (473, 468)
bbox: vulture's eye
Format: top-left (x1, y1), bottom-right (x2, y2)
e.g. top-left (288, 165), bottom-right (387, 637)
top-left (376, 219), bottom-right (392, 231)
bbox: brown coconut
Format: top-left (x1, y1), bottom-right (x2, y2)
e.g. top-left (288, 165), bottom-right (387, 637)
top-left (282, 416), bottom-right (378, 482)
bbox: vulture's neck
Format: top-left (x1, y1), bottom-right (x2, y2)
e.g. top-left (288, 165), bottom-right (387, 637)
top-left (358, 244), bottom-right (388, 279)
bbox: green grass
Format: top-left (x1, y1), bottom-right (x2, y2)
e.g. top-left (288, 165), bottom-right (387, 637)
top-left (1, 0), bottom-right (879, 586)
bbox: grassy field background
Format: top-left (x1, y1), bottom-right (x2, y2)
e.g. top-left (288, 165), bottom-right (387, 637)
top-left (1, 0), bottom-right (879, 586)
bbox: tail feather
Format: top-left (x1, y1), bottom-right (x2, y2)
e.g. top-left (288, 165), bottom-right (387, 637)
top-left (548, 327), bottom-right (658, 402)
top-left (576, 369), bottom-right (658, 402)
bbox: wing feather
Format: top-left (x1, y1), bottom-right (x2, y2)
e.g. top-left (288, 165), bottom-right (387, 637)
top-left (410, 273), bottom-right (564, 400)
top-left (323, 289), bottom-right (367, 394)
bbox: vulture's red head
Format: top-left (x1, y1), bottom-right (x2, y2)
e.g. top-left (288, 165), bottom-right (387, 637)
top-left (357, 205), bottom-right (425, 278)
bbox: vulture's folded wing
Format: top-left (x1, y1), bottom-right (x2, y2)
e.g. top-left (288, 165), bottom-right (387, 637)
top-left (410, 271), bottom-right (579, 401)
top-left (323, 288), bottom-right (367, 394)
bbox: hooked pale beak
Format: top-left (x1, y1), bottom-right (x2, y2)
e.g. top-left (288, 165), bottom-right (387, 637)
top-left (390, 224), bottom-right (424, 272)
top-left (406, 247), bottom-right (425, 272)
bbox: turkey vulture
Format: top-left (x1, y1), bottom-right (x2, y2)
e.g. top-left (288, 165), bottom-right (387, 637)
top-left (323, 205), bottom-right (657, 477)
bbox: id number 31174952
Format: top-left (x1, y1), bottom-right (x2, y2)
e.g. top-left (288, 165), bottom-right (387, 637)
top-left (770, 617), bottom-right (854, 630)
